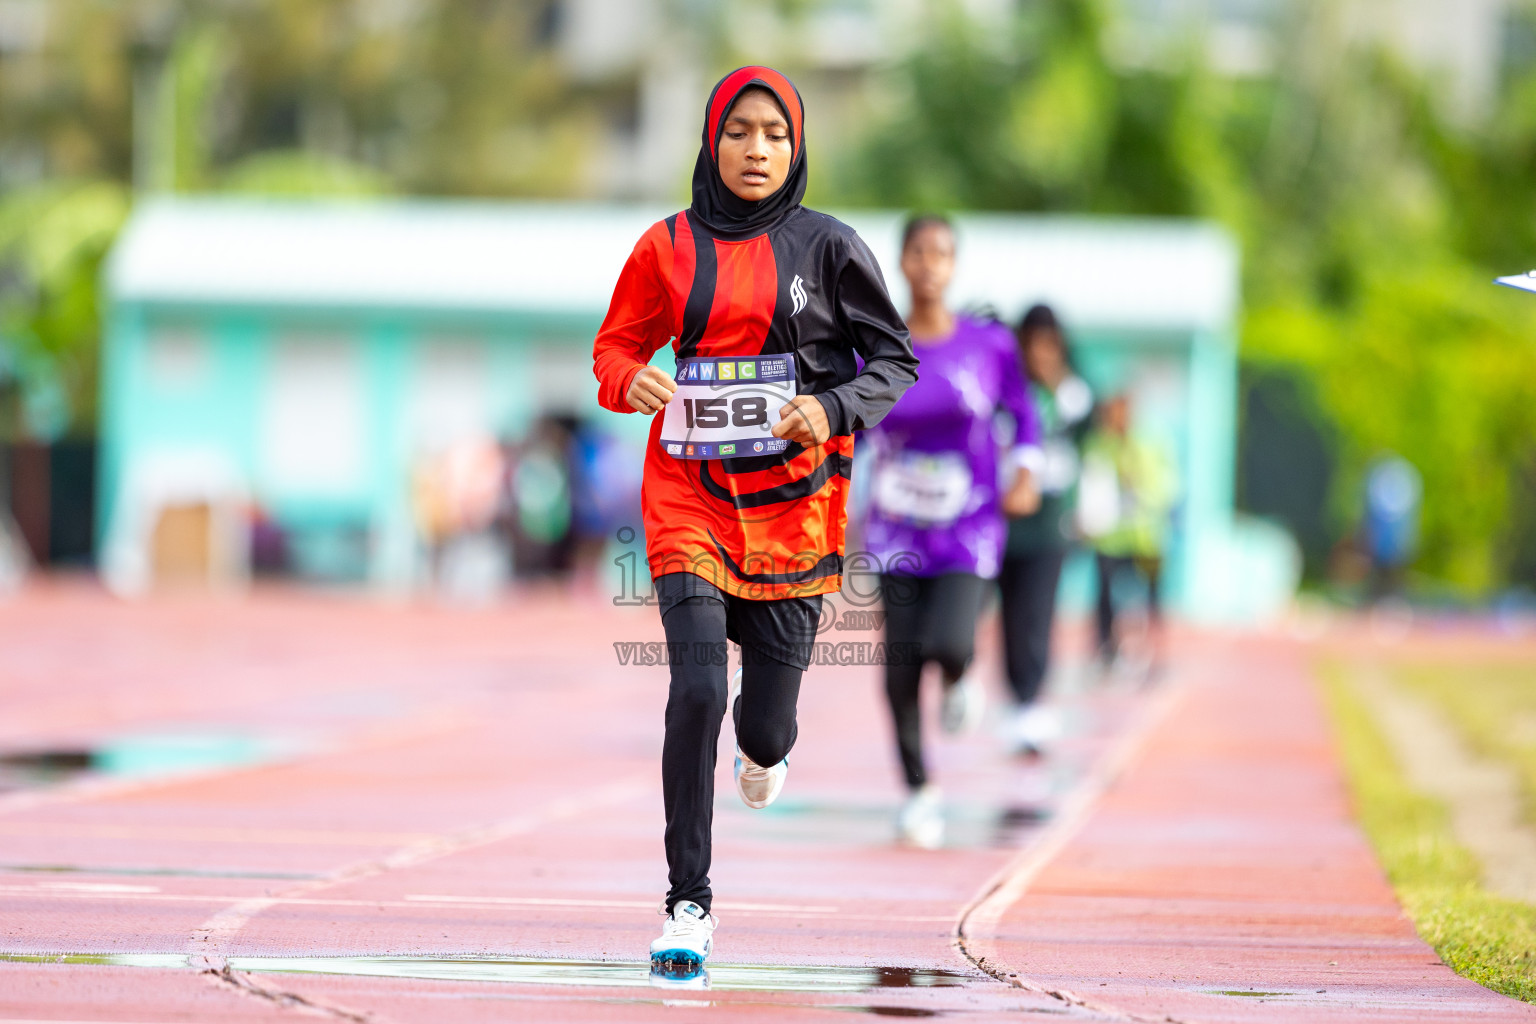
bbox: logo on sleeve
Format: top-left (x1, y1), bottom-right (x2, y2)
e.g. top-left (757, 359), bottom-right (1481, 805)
top-left (790, 275), bottom-right (808, 317)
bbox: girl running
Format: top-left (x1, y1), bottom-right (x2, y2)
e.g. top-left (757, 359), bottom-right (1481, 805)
top-left (999, 304), bottom-right (1093, 755)
top-left (864, 215), bottom-right (1042, 849)
top-left (592, 67), bottom-right (918, 971)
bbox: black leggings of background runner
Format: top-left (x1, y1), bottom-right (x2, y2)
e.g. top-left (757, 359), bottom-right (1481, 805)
top-left (998, 547), bottom-right (1067, 706)
top-left (656, 577), bottom-right (820, 914)
top-left (1094, 553), bottom-right (1162, 658)
top-left (879, 572), bottom-right (989, 790)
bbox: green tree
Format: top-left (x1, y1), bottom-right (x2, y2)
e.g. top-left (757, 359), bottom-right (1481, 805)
top-left (0, 180), bottom-right (131, 441)
top-left (838, 0), bottom-right (1536, 593)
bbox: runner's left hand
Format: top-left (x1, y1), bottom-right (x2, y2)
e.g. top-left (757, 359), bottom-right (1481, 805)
top-left (1002, 469), bottom-right (1041, 516)
top-left (773, 396), bottom-right (831, 448)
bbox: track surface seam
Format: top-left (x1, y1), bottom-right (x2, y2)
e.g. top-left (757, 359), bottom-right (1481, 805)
top-left (187, 780), bottom-right (645, 1021)
top-left (952, 675), bottom-right (1192, 1023)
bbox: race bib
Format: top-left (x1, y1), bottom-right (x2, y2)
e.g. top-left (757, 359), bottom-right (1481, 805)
top-left (872, 451), bottom-right (974, 526)
top-left (659, 355), bottom-right (798, 460)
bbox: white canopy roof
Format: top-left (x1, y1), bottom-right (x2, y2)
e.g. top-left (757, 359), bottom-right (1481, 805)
top-left (109, 198), bottom-right (1238, 333)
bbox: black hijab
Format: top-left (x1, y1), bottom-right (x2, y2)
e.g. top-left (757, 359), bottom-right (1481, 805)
top-left (688, 66), bottom-right (808, 241)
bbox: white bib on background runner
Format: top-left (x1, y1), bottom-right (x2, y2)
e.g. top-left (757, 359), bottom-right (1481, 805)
top-left (872, 451), bottom-right (973, 527)
top-left (659, 355), bottom-right (797, 460)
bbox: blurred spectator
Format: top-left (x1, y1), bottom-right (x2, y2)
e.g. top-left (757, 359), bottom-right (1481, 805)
top-left (1363, 453), bottom-right (1422, 603)
top-left (412, 432), bottom-right (507, 598)
top-left (568, 422), bottom-right (644, 582)
top-left (1077, 393), bottom-right (1178, 677)
top-left (501, 415), bottom-right (577, 580)
top-left (0, 509), bottom-right (29, 593)
top-left (999, 304), bottom-right (1093, 754)
top-left (248, 504), bottom-right (288, 576)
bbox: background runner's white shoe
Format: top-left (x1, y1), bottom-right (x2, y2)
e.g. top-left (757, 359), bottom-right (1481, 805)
top-left (897, 784), bottom-right (944, 849)
top-left (1008, 703), bottom-right (1062, 756)
top-left (650, 901), bottom-right (716, 969)
top-left (734, 749), bottom-right (787, 808)
top-left (940, 671), bottom-right (984, 734)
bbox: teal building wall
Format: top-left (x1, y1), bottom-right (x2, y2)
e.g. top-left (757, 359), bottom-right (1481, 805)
top-left (99, 199), bottom-right (1294, 618)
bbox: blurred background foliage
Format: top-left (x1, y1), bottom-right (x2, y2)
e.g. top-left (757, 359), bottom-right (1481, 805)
top-left (838, 0), bottom-right (1536, 594)
top-left (1, 0), bottom-right (1534, 595)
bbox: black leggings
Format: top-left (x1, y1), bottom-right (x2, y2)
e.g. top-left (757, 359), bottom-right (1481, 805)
top-left (879, 572), bottom-right (989, 790)
top-left (1095, 553), bottom-right (1162, 658)
top-left (658, 590), bottom-right (812, 914)
top-left (998, 547), bottom-right (1066, 706)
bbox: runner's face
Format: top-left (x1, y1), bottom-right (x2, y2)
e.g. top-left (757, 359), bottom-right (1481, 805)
top-left (900, 224), bottom-right (955, 306)
top-left (717, 90), bottom-right (792, 202)
top-left (1104, 396), bottom-right (1130, 435)
top-left (1024, 329), bottom-right (1064, 384)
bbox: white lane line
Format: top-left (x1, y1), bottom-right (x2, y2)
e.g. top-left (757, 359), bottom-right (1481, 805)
top-left (188, 780), bottom-right (650, 972)
top-left (0, 821), bottom-right (438, 846)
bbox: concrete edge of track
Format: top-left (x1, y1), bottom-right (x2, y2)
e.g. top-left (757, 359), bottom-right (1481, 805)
top-left (951, 674), bottom-right (1192, 1023)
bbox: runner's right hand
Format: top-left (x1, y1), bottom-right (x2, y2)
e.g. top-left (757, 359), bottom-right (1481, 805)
top-left (627, 366), bottom-right (677, 414)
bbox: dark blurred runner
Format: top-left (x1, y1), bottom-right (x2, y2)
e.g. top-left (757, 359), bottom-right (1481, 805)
top-left (999, 304), bottom-right (1093, 755)
top-left (864, 214), bottom-right (1041, 849)
top-left (567, 421), bottom-right (644, 583)
top-left (1078, 393), bottom-right (1177, 678)
top-left (502, 415), bottom-right (577, 579)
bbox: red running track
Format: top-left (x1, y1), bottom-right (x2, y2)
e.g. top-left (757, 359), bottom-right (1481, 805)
top-left (0, 581), bottom-right (1530, 1022)
top-left (962, 632), bottom-right (1536, 1023)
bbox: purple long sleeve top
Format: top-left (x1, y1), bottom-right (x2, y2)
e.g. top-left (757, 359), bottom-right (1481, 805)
top-left (863, 315), bottom-right (1042, 579)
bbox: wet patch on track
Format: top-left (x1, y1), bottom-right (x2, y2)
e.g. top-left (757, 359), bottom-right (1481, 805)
top-left (0, 950), bottom-right (977, 994)
top-left (0, 731), bottom-right (304, 794)
top-left (740, 798), bottom-right (1056, 850)
top-left (223, 954), bottom-right (978, 995)
top-left (0, 749), bottom-right (93, 792)
top-left (1, 952), bottom-right (194, 969)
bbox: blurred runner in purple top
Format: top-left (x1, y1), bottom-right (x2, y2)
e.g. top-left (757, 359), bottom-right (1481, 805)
top-left (866, 214), bottom-right (1043, 849)
top-left (864, 316), bottom-right (1042, 579)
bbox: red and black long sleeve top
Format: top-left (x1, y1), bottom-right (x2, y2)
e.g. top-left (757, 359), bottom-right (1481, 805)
top-left (593, 206), bottom-right (918, 599)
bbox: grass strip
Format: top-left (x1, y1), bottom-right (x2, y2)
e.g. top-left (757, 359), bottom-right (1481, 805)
top-left (1320, 662), bottom-right (1536, 1003)
top-left (1395, 660), bottom-right (1536, 828)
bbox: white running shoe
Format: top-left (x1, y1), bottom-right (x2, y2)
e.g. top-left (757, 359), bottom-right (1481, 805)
top-left (730, 666), bottom-right (788, 808)
top-left (940, 671), bottom-right (984, 734)
top-left (1008, 704), bottom-right (1062, 757)
top-left (897, 784), bottom-right (945, 849)
top-left (650, 900), bottom-right (717, 971)
top-left (734, 748), bottom-right (787, 809)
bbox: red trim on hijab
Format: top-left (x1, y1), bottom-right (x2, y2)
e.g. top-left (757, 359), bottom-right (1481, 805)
top-left (706, 66), bottom-right (803, 161)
